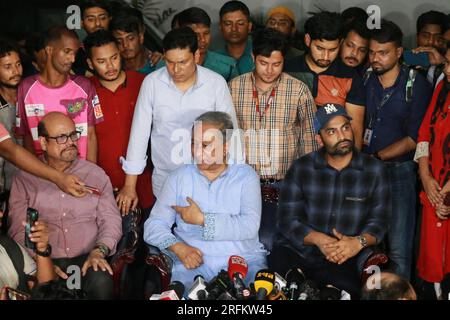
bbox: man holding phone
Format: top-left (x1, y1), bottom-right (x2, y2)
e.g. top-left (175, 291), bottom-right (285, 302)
top-left (0, 210), bottom-right (55, 299)
top-left (7, 112), bottom-right (122, 299)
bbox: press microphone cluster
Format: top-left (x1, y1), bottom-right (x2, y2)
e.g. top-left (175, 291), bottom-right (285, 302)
top-left (153, 255), bottom-right (351, 300)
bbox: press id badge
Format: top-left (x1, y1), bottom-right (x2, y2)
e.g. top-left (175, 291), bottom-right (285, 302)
top-left (363, 128), bottom-right (373, 146)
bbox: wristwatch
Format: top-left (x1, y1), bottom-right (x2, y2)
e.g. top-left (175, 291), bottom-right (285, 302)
top-left (35, 244), bottom-right (52, 257)
top-left (94, 244), bottom-right (110, 257)
top-left (356, 235), bottom-right (368, 248)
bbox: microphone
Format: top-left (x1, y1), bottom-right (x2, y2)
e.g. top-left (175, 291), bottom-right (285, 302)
top-left (254, 269), bottom-right (275, 300)
top-left (298, 279), bottom-right (320, 300)
top-left (274, 272), bottom-right (287, 294)
top-left (320, 284), bottom-right (342, 300)
top-left (285, 268), bottom-right (306, 300)
top-left (228, 255), bottom-right (249, 300)
top-left (150, 281), bottom-right (185, 300)
top-left (206, 270), bottom-right (231, 300)
top-left (187, 275), bottom-right (208, 300)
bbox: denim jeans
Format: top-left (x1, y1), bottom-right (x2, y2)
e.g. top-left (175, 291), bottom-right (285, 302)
top-left (385, 160), bottom-right (418, 280)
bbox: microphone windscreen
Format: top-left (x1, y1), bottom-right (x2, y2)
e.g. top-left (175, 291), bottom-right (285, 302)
top-left (285, 267), bottom-right (306, 285)
top-left (254, 269), bottom-right (275, 297)
top-left (228, 255), bottom-right (248, 280)
top-left (168, 281), bottom-right (185, 299)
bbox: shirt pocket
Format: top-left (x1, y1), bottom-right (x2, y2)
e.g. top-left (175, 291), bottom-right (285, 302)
top-left (341, 195), bottom-right (368, 217)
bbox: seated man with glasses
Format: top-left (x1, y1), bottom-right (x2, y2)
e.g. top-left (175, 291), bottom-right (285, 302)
top-left (7, 111), bottom-right (122, 299)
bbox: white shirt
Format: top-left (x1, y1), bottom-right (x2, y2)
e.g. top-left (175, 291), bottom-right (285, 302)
top-left (0, 242), bottom-right (36, 289)
top-left (122, 65), bottom-right (242, 197)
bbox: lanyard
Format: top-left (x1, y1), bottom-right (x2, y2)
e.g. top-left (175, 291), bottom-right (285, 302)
top-left (252, 86), bottom-right (276, 121)
top-left (368, 85), bottom-right (397, 129)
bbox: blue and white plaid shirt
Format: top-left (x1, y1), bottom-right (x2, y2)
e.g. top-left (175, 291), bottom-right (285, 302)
top-left (276, 148), bottom-right (391, 259)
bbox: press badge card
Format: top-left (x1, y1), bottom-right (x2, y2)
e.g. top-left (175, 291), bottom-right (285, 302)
top-left (363, 128), bottom-right (373, 146)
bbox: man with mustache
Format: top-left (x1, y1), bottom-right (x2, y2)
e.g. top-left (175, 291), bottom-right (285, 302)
top-left (269, 103), bottom-right (390, 298)
top-left (363, 20), bottom-right (432, 280)
top-left (16, 26), bottom-right (103, 163)
top-left (111, 8), bottom-right (158, 75)
top-left (340, 20), bottom-right (370, 76)
top-left (7, 112), bottom-right (122, 299)
top-left (165, 7), bottom-right (238, 82)
top-left (284, 11), bottom-right (366, 149)
top-left (0, 39), bottom-right (23, 191)
top-left (72, 0), bottom-right (113, 77)
top-left (217, 1), bottom-right (254, 78)
top-left (84, 30), bottom-right (154, 215)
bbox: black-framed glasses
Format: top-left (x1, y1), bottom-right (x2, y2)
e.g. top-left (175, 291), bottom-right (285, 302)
top-left (45, 130), bottom-right (81, 144)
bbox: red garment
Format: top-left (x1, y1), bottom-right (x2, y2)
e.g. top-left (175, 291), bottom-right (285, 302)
top-left (92, 71), bottom-right (155, 209)
top-left (417, 80), bottom-right (450, 282)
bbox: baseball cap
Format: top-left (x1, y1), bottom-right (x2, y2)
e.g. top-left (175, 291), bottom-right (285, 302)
top-left (314, 103), bottom-right (352, 133)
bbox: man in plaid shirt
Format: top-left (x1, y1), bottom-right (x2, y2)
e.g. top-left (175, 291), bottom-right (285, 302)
top-left (269, 104), bottom-right (390, 298)
top-left (229, 28), bottom-right (318, 251)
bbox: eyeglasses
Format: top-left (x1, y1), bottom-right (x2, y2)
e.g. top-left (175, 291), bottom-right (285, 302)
top-left (45, 130), bottom-right (81, 144)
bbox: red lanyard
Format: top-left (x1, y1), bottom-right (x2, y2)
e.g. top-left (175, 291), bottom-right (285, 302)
top-left (252, 86), bottom-right (276, 121)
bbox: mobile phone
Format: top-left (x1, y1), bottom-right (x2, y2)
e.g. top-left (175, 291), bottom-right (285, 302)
top-left (444, 192), bottom-right (450, 207)
top-left (85, 185), bottom-right (101, 196)
top-left (25, 207), bottom-right (39, 250)
top-left (403, 50), bottom-right (430, 67)
top-left (6, 287), bottom-right (31, 300)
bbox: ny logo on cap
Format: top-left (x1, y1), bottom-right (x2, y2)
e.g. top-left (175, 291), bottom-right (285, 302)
top-left (324, 103), bottom-right (338, 114)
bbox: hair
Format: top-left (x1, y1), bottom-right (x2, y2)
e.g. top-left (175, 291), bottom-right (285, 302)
top-left (83, 29), bottom-right (118, 57)
top-left (370, 19), bottom-right (403, 47)
top-left (343, 19), bottom-right (370, 41)
top-left (341, 6), bottom-right (368, 25)
top-left (80, 0), bottom-right (112, 17)
top-left (37, 120), bottom-right (48, 138)
top-left (25, 33), bottom-right (46, 62)
top-left (252, 28), bottom-right (288, 58)
top-left (177, 7), bottom-right (211, 28)
top-left (171, 12), bottom-right (180, 30)
top-left (304, 11), bottom-right (343, 41)
top-left (361, 272), bottom-right (416, 300)
top-left (162, 27), bottom-right (198, 54)
top-left (219, 1), bottom-right (250, 20)
top-left (416, 10), bottom-right (447, 34)
top-left (431, 42), bottom-right (450, 137)
top-left (0, 38), bottom-right (20, 59)
top-left (110, 7), bottom-right (144, 34)
top-left (44, 26), bottom-right (79, 47)
top-left (194, 111), bottom-right (234, 142)
top-left (31, 280), bottom-right (86, 300)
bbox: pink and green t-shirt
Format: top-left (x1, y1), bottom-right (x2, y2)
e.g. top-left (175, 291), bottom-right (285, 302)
top-left (16, 74), bottom-right (104, 158)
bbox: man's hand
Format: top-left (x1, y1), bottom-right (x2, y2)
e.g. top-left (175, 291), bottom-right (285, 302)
top-left (149, 51), bottom-right (163, 66)
top-left (422, 175), bottom-right (443, 207)
top-left (323, 229), bottom-right (363, 265)
top-left (116, 185), bottom-right (139, 216)
top-left (28, 220), bottom-right (49, 252)
top-left (306, 231), bottom-right (338, 261)
top-left (0, 210), bottom-right (3, 228)
top-left (412, 46), bottom-right (445, 66)
top-left (170, 242), bottom-right (203, 269)
top-left (81, 249), bottom-right (113, 276)
top-left (172, 197), bottom-right (204, 225)
top-left (54, 172), bottom-right (86, 198)
top-left (54, 266), bottom-right (68, 280)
